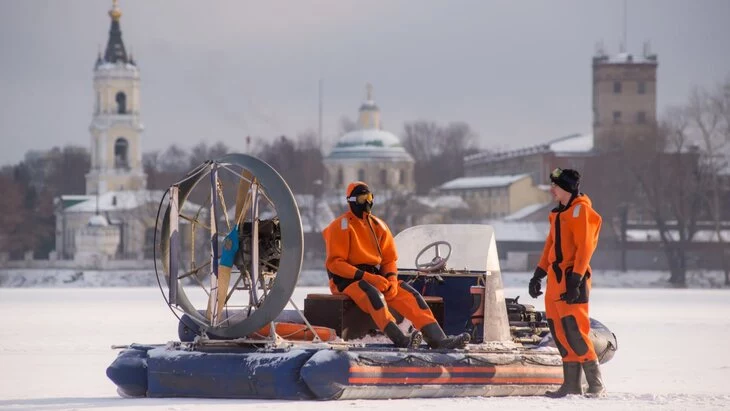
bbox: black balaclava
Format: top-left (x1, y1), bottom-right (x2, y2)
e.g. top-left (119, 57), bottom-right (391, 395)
top-left (347, 183), bottom-right (373, 218)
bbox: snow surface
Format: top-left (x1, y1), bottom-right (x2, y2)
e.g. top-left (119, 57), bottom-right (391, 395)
top-left (2, 268), bottom-right (729, 289)
top-left (626, 229), bottom-right (730, 243)
top-left (1, 281), bottom-right (729, 410)
top-left (414, 195), bottom-right (469, 210)
top-left (63, 190), bottom-right (162, 213)
top-left (327, 129), bottom-right (412, 160)
top-left (439, 175), bottom-right (528, 190)
top-left (602, 52), bottom-right (657, 64)
top-left (503, 202), bottom-right (551, 221)
top-left (549, 133), bottom-right (594, 153)
top-left (482, 221), bottom-right (550, 242)
top-left (335, 128), bottom-right (403, 148)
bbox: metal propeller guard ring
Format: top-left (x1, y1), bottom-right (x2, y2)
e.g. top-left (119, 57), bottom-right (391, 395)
top-left (158, 153), bottom-right (303, 338)
top-left (414, 240), bottom-right (452, 272)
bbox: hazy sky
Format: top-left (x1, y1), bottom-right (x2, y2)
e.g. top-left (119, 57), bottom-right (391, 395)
top-left (1, 0), bottom-right (729, 166)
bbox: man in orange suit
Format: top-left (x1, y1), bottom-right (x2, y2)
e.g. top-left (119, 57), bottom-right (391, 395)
top-left (322, 181), bottom-right (470, 349)
top-left (529, 168), bottom-right (606, 397)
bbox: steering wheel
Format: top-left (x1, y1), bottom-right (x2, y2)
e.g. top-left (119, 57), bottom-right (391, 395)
top-left (415, 241), bottom-right (452, 272)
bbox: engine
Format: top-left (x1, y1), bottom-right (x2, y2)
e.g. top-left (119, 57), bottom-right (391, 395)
top-left (235, 218), bottom-right (282, 274)
top-left (467, 291), bottom-right (550, 344)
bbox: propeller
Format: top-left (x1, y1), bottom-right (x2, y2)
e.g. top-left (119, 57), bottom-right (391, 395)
top-left (209, 170), bottom-right (254, 325)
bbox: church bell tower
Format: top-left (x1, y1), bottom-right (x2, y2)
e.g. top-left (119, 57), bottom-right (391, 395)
top-left (86, 0), bottom-right (146, 194)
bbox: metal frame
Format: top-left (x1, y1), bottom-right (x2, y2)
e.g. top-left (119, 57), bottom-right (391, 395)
top-left (158, 153), bottom-right (303, 338)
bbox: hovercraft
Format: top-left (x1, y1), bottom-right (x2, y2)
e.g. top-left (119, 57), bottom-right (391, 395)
top-left (106, 153), bottom-right (617, 400)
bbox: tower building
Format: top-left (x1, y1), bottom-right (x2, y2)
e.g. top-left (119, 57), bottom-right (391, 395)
top-left (85, 0), bottom-right (146, 194)
top-left (592, 44), bottom-right (658, 151)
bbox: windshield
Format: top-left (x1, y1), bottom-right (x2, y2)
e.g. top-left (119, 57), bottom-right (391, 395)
top-left (393, 224), bottom-right (501, 273)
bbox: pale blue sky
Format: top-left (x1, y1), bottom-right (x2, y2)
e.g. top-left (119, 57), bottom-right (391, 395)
top-left (1, 0), bottom-right (729, 165)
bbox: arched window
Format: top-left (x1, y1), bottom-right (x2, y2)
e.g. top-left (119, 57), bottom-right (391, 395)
top-left (358, 169), bottom-right (365, 182)
top-left (115, 91), bottom-right (127, 114)
top-left (399, 169), bottom-right (406, 185)
top-left (380, 169), bottom-right (387, 186)
top-left (114, 138), bottom-right (129, 169)
top-left (336, 168), bottom-right (344, 187)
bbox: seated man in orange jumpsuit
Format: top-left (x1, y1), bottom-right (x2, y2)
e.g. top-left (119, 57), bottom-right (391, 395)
top-left (528, 168), bottom-right (606, 397)
top-left (322, 181), bottom-right (470, 349)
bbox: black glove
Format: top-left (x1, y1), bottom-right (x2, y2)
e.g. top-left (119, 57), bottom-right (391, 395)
top-left (528, 267), bottom-right (547, 298)
top-left (564, 271), bottom-right (584, 303)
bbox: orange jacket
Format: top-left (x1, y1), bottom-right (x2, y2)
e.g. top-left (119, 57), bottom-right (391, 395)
top-left (537, 194), bottom-right (602, 282)
top-left (322, 210), bottom-right (398, 278)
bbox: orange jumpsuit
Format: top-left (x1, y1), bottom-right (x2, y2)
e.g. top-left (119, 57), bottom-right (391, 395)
top-left (322, 210), bottom-right (438, 332)
top-left (537, 194), bottom-right (602, 363)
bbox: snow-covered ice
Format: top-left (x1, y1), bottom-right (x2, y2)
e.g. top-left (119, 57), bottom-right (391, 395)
top-left (1, 284), bottom-right (729, 410)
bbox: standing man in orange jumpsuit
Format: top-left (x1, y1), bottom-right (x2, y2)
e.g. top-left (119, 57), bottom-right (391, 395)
top-left (322, 181), bottom-right (470, 349)
top-left (528, 168), bottom-right (606, 397)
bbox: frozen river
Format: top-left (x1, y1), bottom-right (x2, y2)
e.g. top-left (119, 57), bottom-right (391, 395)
top-left (1, 286), bottom-right (729, 410)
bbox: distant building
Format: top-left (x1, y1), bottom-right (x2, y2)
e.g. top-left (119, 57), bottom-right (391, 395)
top-left (55, 1), bottom-right (156, 262)
top-left (463, 46), bottom-right (660, 204)
top-left (56, 191), bottom-right (159, 261)
top-left (86, 0), bottom-right (146, 194)
top-left (592, 45), bottom-right (658, 152)
top-left (435, 174), bottom-right (550, 220)
top-left (323, 84), bottom-right (415, 196)
top-left (464, 133), bottom-right (594, 187)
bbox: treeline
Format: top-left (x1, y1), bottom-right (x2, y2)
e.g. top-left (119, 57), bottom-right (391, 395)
top-left (0, 120), bottom-right (479, 259)
top-left (588, 77), bottom-right (730, 286)
top-left (0, 146), bottom-right (89, 259)
top-left (401, 121), bottom-right (481, 194)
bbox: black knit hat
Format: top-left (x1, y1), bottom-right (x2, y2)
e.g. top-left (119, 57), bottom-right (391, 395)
top-left (550, 168), bottom-right (580, 194)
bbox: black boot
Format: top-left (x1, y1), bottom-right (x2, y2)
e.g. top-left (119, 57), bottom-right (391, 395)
top-left (545, 362), bottom-right (583, 398)
top-left (582, 360), bottom-right (607, 397)
top-left (421, 322), bottom-right (471, 349)
top-left (384, 322), bottom-right (422, 349)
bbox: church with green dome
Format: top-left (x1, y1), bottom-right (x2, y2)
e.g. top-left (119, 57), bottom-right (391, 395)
top-left (323, 84), bottom-right (415, 197)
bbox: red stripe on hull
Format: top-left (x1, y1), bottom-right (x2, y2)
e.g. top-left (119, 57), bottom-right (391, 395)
top-left (347, 365), bottom-right (563, 385)
top-left (348, 377), bottom-right (564, 385)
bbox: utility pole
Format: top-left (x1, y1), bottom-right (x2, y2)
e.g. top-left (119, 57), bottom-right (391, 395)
top-left (318, 78), bottom-right (323, 152)
top-left (621, 0), bottom-right (628, 53)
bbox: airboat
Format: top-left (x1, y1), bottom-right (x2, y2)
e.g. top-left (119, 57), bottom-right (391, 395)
top-left (106, 153), bottom-right (617, 400)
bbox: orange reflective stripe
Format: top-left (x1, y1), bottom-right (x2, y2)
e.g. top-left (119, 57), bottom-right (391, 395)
top-left (347, 364), bottom-right (564, 385)
top-left (348, 377), bottom-right (564, 384)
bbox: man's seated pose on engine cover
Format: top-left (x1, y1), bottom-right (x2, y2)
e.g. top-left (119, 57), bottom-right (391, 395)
top-left (322, 181), bottom-right (470, 349)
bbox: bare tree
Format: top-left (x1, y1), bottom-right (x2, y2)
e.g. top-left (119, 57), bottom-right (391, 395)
top-left (0, 169), bottom-right (29, 259)
top-left (439, 121), bottom-right (480, 182)
top-left (686, 77), bottom-right (730, 285)
top-left (258, 135), bottom-right (298, 186)
top-left (144, 145), bottom-right (191, 190)
top-left (402, 121), bottom-right (479, 194)
top-left (156, 145), bottom-right (191, 173)
top-left (188, 141), bottom-right (230, 170)
top-left (16, 146), bottom-right (89, 196)
top-left (403, 121), bottom-right (441, 163)
top-left (46, 146), bottom-right (90, 195)
top-left (584, 148), bottom-right (640, 272)
top-left (256, 133), bottom-right (325, 194)
top-left (295, 130), bottom-right (325, 194)
top-left (611, 114), bottom-right (710, 287)
top-left (4, 146), bottom-right (91, 259)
